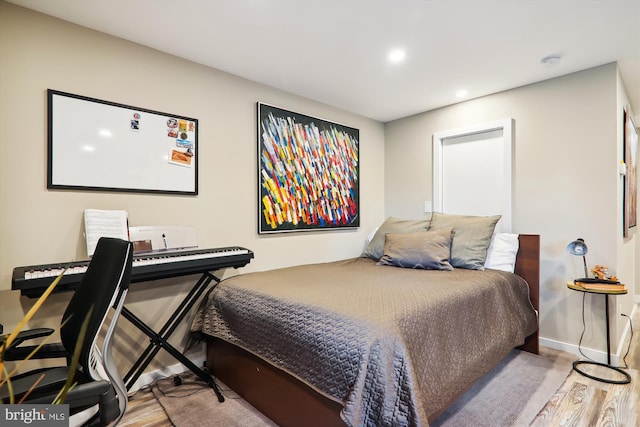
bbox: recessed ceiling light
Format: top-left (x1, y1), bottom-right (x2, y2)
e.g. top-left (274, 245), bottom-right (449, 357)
top-left (388, 49), bottom-right (406, 64)
top-left (541, 55), bottom-right (561, 66)
top-left (456, 89), bottom-right (468, 98)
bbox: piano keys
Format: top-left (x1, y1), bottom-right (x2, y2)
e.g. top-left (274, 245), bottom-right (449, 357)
top-left (12, 246), bottom-right (254, 297)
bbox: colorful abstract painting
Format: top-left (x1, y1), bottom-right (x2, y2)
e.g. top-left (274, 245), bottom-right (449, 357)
top-left (258, 103), bottom-right (359, 233)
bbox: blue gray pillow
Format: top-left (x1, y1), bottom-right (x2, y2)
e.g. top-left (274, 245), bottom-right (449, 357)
top-left (377, 228), bottom-right (454, 270)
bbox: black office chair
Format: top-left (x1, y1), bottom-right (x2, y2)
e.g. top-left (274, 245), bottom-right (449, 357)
top-left (0, 237), bottom-right (133, 426)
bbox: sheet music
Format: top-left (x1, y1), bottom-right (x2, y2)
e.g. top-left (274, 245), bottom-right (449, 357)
top-left (129, 225), bottom-right (197, 252)
top-left (84, 209), bottom-right (129, 257)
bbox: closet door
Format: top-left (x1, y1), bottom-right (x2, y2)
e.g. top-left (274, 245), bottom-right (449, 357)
top-left (433, 119), bottom-right (513, 232)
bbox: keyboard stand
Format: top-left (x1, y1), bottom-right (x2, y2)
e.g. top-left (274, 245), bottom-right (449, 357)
top-left (121, 271), bottom-right (225, 402)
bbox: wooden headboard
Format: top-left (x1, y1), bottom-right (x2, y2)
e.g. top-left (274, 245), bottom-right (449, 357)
top-left (514, 234), bottom-right (540, 354)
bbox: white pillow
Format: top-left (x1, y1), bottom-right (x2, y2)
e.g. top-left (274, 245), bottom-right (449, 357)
top-left (366, 227), bottom-right (379, 245)
top-left (484, 233), bottom-right (519, 273)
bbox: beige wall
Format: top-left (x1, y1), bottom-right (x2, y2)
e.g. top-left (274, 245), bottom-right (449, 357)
top-left (385, 63), bottom-right (637, 360)
top-left (1, 1), bottom-right (636, 377)
top-left (0, 2), bottom-right (385, 375)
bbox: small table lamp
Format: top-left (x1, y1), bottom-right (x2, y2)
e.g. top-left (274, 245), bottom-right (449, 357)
top-left (567, 238), bottom-right (589, 279)
top-left (566, 237), bottom-right (631, 384)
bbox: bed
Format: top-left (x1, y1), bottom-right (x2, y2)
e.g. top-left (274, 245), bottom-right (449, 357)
top-left (191, 216), bottom-right (539, 427)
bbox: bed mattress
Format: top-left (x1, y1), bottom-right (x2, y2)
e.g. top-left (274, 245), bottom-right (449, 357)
top-left (191, 257), bottom-right (537, 426)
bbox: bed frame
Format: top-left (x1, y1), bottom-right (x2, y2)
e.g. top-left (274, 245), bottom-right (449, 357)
top-left (206, 234), bottom-right (540, 427)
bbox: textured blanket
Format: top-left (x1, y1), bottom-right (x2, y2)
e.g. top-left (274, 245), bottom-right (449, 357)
top-left (191, 257), bottom-right (537, 427)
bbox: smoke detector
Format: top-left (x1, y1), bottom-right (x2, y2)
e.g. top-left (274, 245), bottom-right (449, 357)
top-left (541, 55), bottom-right (561, 67)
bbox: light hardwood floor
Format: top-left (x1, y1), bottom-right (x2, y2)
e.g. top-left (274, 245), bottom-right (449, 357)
top-left (119, 387), bottom-right (172, 427)
top-left (531, 309), bottom-right (639, 426)
top-left (120, 308), bottom-right (640, 427)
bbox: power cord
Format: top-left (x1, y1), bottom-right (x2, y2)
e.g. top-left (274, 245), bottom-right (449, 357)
top-left (577, 293), bottom-right (592, 361)
top-left (130, 370), bottom-right (242, 401)
top-left (619, 313), bottom-right (634, 369)
top-left (577, 293), bottom-right (633, 368)
top-left (154, 374), bottom-right (208, 398)
top-left (173, 375), bottom-right (182, 386)
top-left (153, 373), bottom-right (241, 400)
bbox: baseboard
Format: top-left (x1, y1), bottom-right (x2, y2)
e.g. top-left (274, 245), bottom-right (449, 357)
top-left (615, 302), bottom-right (638, 365)
top-left (540, 337), bottom-right (617, 364)
top-left (127, 350), bottom-right (206, 395)
top-left (541, 302), bottom-right (637, 366)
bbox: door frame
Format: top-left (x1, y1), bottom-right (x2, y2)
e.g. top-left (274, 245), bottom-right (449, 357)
top-left (432, 118), bottom-right (514, 231)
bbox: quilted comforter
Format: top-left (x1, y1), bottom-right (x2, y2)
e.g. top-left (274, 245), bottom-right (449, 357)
top-left (191, 257), bottom-right (537, 427)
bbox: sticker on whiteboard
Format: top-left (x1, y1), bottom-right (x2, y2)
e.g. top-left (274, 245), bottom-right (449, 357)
top-left (188, 121), bottom-right (195, 132)
top-left (168, 128), bottom-right (178, 138)
top-left (167, 118), bottom-right (178, 128)
top-left (178, 120), bottom-right (187, 133)
top-left (169, 148), bottom-right (194, 167)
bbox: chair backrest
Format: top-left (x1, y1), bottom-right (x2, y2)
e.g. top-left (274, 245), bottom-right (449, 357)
top-left (60, 237), bottom-right (133, 379)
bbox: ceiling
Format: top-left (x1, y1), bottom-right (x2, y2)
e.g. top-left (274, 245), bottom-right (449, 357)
top-left (8, 0), bottom-right (640, 122)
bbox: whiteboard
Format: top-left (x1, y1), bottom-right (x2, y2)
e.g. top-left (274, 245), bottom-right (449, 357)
top-left (48, 90), bottom-right (198, 195)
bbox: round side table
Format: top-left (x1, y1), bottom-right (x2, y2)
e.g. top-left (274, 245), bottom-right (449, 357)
top-left (566, 282), bottom-right (631, 384)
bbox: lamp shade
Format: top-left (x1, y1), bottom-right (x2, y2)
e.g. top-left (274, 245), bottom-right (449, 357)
top-left (567, 238), bottom-right (588, 256)
top-left (567, 238), bottom-right (589, 278)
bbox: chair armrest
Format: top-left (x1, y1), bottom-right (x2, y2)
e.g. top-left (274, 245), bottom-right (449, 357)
top-left (1, 328), bottom-right (54, 348)
top-left (4, 343), bottom-right (68, 361)
top-left (1, 328), bottom-right (68, 361)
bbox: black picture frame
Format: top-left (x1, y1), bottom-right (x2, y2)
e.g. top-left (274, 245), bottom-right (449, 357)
top-left (623, 105), bottom-right (638, 236)
top-left (48, 89), bottom-right (198, 195)
top-left (257, 103), bottom-right (360, 234)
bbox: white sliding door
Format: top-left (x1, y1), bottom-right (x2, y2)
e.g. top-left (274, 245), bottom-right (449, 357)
top-left (433, 119), bottom-right (513, 232)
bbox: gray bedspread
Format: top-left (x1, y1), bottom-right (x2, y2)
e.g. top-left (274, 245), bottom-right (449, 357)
top-left (191, 257), bottom-right (537, 427)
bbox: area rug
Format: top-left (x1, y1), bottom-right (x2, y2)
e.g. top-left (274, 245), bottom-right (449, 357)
top-left (431, 347), bottom-right (574, 427)
top-left (151, 374), bottom-right (277, 427)
top-left (152, 347), bottom-right (574, 427)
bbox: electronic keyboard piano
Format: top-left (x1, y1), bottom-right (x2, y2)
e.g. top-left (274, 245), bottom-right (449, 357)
top-left (12, 246), bottom-right (254, 297)
top-left (11, 245), bottom-right (254, 399)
